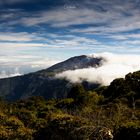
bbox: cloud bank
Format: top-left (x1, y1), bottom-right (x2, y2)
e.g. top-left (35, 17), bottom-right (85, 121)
top-left (0, 67), bottom-right (21, 79)
top-left (0, 56), bottom-right (60, 79)
top-left (55, 53), bottom-right (140, 86)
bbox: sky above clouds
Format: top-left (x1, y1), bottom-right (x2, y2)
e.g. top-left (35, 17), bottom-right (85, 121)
top-left (0, 0), bottom-right (140, 78)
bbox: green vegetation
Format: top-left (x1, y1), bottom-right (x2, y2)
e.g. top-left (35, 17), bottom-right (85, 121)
top-left (0, 70), bottom-right (140, 140)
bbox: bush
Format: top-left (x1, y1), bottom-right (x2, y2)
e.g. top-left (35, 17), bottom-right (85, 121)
top-left (55, 98), bottom-right (74, 109)
top-left (34, 113), bottom-right (88, 140)
top-left (114, 121), bottom-right (140, 140)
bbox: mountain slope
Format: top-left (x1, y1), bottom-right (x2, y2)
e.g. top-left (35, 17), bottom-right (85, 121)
top-left (0, 55), bottom-right (102, 101)
top-left (44, 55), bottom-right (102, 73)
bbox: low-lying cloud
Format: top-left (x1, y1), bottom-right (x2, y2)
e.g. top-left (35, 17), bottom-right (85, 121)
top-left (0, 68), bottom-right (21, 79)
top-left (0, 57), bottom-right (60, 79)
top-left (55, 53), bottom-right (140, 86)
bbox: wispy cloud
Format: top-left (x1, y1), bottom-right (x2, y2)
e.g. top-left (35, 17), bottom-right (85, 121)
top-left (1, 0), bottom-right (138, 50)
top-left (0, 32), bottom-right (46, 42)
top-left (13, 0), bottom-right (139, 33)
top-left (1, 0), bottom-right (140, 41)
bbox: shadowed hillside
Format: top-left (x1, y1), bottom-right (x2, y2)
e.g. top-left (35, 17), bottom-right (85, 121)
top-left (0, 55), bottom-right (102, 101)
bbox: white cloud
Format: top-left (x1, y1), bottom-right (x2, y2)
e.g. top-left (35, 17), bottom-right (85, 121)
top-left (1, 0), bottom-right (140, 48)
top-left (1, 0), bottom-right (140, 37)
top-left (0, 67), bottom-right (21, 79)
top-left (55, 52), bottom-right (140, 86)
top-left (15, 0), bottom-right (140, 34)
top-left (0, 55), bottom-right (60, 79)
top-left (104, 34), bottom-right (140, 41)
top-left (0, 42), bottom-right (46, 49)
top-left (52, 36), bottom-right (100, 47)
top-left (0, 32), bottom-right (46, 42)
top-left (0, 41), bottom-right (60, 79)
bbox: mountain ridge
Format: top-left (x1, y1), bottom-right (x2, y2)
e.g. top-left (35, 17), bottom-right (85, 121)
top-left (0, 55), bottom-right (102, 101)
top-left (37, 55), bottom-right (102, 75)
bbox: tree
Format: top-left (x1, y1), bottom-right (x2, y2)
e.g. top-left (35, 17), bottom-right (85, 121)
top-left (67, 84), bottom-right (85, 105)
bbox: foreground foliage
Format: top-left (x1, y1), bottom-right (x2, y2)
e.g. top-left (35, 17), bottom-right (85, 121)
top-left (0, 71), bottom-right (140, 140)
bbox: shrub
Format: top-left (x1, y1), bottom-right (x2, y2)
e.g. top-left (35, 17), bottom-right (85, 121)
top-left (114, 121), bottom-right (140, 140)
top-left (34, 113), bottom-right (88, 140)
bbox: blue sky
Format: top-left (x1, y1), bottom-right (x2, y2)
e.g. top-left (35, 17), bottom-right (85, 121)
top-left (0, 0), bottom-right (140, 76)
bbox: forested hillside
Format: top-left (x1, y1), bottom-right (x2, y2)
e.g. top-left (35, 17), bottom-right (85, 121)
top-left (0, 71), bottom-right (140, 140)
